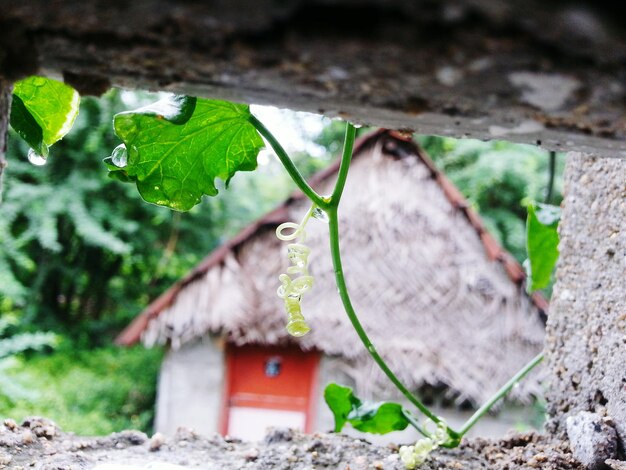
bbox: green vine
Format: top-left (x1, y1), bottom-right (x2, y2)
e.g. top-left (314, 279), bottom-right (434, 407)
top-left (255, 118), bottom-right (542, 453)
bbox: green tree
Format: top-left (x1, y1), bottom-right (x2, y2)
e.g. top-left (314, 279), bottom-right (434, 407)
top-left (416, 136), bottom-right (564, 262)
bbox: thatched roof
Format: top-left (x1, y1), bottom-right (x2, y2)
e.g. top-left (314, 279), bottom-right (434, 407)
top-left (117, 130), bottom-right (548, 406)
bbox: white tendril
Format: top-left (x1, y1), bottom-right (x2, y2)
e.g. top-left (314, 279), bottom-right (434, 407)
top-left (276, 205), bottom-right (318, 337)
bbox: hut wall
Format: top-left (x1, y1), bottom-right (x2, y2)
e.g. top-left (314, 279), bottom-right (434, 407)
top-left (155, 338), bottom-right (224, 436)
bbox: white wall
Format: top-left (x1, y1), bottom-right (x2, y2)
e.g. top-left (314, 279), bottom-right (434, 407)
top-left (155, 337), bottom-right (224, 436)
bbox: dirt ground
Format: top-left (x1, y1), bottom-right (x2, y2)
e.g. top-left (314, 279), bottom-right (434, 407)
top-left (0, 417), bottom-right (586, 469)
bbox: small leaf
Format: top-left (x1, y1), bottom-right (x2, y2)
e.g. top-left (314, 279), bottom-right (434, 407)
top-left (324, 383), bottom-right (357, 432)
top-left (526, 202), bottom-right (560, 291)
top-left (324, 383), bottom-right (409, 435)
top-left (348, 401), bottom-right (409, 434)
top-left (11, 76), bottom-right (80, 149)
top-left (113, 96), bottom-right (264, 211)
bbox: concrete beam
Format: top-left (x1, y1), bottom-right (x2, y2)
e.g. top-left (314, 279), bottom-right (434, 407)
top-left (1, 0), bottom-right (624, 157)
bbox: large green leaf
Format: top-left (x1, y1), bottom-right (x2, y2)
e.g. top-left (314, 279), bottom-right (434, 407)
top-left (324, 383), bottom-right (409, 435)
top-left (110, 96), bottom-right (264, 211)
top-left (525, 202), bottom-right (560, 291)
top-left (11, 76), bottom-right (80, 156)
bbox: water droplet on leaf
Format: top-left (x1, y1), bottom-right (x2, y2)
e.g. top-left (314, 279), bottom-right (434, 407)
top-left (110, 144), bottom-right (128, 167)
top-left (351, 122), bottom-right (363, 129)
top-left (27, 148), bottom-right (47, 166)
top-left (312, 207), bottom-right (329, 222)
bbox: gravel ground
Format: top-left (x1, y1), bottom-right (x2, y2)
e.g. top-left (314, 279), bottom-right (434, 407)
top-left (0, 417), bottom-right (588, 469)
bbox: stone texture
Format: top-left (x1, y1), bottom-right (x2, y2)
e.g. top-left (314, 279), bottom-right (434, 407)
top-left (0, 80), bottom-right (11, 200)
top-left (606, 459), bottom-right (626, 470)
top-left (566, 411), bottom-right (618, 469)
top-left (0, 0), bottom-right (625, 157)
top-left (545, 153), bottom-right (626, 446)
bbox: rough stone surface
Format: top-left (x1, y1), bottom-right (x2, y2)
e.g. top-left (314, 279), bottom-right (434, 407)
top-left (0, 80), bottom-right (11, 200)
top-left (0, 0), bottom-right (625, 157)
top-left (606, 459), bottom-right (626, 470)
top-left (545, 154), bottom-right (626, 446)
top-left (566, 411), bottom-right (618, 469)
top-left (20, 416), bottom-right (59, 439)
top-left (0, 419), bottom-right (584, 469)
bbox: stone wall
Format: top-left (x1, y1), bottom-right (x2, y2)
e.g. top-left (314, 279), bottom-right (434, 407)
top-left (545, 154), bottom-right (626, 445)
top-left (0, 81), bottom-right (11, 200)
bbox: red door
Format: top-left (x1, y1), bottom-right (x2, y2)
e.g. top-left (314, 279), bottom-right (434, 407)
top-left (220, 344), bottom-right (319, 440)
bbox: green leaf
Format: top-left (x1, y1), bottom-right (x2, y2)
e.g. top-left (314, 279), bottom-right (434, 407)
top-left (112, 96), bottom-right (264, 211)
top-left (525, 202), bottom-right (560, 291)
top-left (11, 76), bottom-right (80, 154)
top-left (348, 401), bottom-right (409, 434)
top-left (324, 383), bottom-right (357, 432)
top-left (324, 383), bottom-right (409, 435)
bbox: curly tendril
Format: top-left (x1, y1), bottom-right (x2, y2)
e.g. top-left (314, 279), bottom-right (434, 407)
top-left (276, 205), bottom-right (318, 337)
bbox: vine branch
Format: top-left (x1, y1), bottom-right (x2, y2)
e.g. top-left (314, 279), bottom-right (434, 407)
top-left (329, 123), bottom-right (357, 206)
top-left (324, 127), bottom-right (456, 438)
top-left (250, 114), bottom-right (328, 209)
top-left (458, 352), bottom-right (544, 436)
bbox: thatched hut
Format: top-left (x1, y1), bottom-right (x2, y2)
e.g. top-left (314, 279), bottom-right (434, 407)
top-left (117, 130), bottom-right (548, 442)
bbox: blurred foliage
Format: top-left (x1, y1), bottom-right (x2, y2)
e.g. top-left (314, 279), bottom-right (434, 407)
top-left (0, 345), bottom-right (162, 435)
top-left (0, 314), bottom-right (58, 403)
top-left (0, 314), bottom-right (57, 358)
top-left (416, 135), bottom-right (565, 263)
top-left (313, 119), bottom-right (373, 155)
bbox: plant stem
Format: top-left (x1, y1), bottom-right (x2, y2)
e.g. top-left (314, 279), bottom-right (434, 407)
top-left (402, 408), bottom-right (431, 438)
top-left (458, 352), bottom-right (544, 436)
top-left (329, 123), bottom-right (357, 206)
top-left (327, 207), bottom-right (446, 427)
top-left (250, 114), bottom-right (328, 209)
top-left (326, 124), bottom-right (452, 433)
